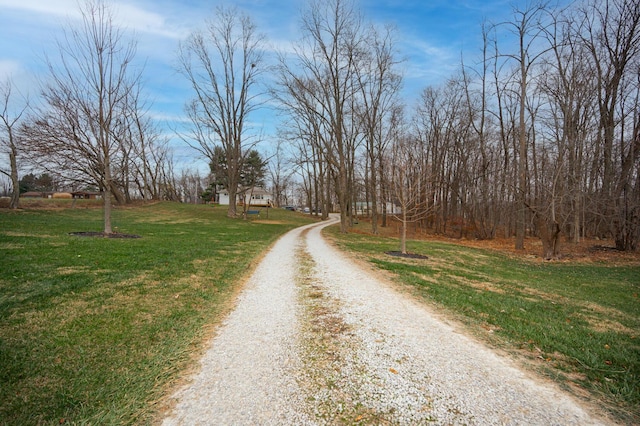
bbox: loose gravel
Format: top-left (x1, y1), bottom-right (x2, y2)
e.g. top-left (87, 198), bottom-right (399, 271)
top-left (162, 216), bottom-right (609, 425)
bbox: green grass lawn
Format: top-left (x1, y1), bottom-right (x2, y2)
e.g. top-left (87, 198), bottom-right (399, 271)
top-left (0, 201), bottom-right (314, 425)
top-left (325, 227), bottom-right (640, 423)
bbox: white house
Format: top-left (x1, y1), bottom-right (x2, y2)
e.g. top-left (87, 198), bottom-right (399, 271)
top-left (355, 201), bottom-right (402, 216)
top-left (218, 187), bottom-right (274, 207)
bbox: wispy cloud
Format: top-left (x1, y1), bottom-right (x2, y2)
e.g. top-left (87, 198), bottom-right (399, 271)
top-left (0, 0), bottom-right (188, 39)
top-left (114, 2), bottom-right (189, 40)
top-left (0, 0), bottom-right (80, 18)
top-left (0, 59), bottom-right (21, 81)
top-left (397, 35), bottom-right (459, 97)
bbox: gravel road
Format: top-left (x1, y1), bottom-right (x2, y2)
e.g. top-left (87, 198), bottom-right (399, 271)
top-left (162, 216), bottom-right (609, 425)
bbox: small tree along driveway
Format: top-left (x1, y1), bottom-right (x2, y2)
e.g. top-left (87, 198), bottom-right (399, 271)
top-left (162, 216), bottom-right (609, 425)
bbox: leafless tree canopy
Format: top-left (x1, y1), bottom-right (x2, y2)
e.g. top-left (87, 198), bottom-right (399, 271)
top-left (274, 0), bottom-right (639, 255)
top-left (178, 6), bottom-right (265, 218)
top-left (0, 79), bottom-right (28, 209)
top-left (5, 0), bottom-right (638, 254)
top-left (20, 0), bottom-right (177, 232)
top-left (275, 0), bottom-right (402, 232)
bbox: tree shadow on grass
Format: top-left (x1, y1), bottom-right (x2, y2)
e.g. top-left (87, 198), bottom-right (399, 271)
top-left (69, 231), bottom-right (141, 239)
top-left (385, 251), bottom-right (428, 260)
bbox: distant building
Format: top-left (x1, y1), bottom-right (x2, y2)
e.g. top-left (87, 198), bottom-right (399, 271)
top-left (21, 191), bottom-right (49, 198)
top-left (71, 191), bottom-right (102, 200)
top-left (21, 191), bottom-right (102, 200)
top-left (355, 201), bottom-right (402, 216)
top-left (52, 192), bottom-right (73, 199)
top-left (218, 187), bottom-right (273, 207)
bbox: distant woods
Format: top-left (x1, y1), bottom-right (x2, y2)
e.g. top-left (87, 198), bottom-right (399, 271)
top-left (276, 0), bottom-right (640, 255)
top-left (1, 0), bottom-right (638, 252)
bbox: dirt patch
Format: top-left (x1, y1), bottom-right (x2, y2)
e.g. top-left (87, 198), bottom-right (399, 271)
top-left (56, 266), bottom-right (91, 274)
top-left (69, 231), bottom-right (141, 239)
top-left (385, 251), bottom-right (428, 259)
top-left (252, 220), bottom-right (286, 225)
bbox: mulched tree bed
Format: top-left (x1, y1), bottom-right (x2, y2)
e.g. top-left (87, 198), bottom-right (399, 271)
top-left (69, 231), bottom-right (141, 239)
top-left (385, 251), bottom-right (428, 260)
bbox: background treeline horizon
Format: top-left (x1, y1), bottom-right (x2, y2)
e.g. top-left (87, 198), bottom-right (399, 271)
top-left (1, 0), bottom-right (638, 256)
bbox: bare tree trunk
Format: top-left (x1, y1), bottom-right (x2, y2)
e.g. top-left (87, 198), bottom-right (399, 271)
top-left (493, 3), bottom-right (549, 249)
top-left (103, 190), bottom-right (112, 234)
top-left (400, 208), bottom-right (408, 254)
top-left (369, 156), bottom-right (378, 233)
top-left (9, 145), bottom-right (19, 209)
top-left (515, 17), bottom-right (528, 250)
top-left (533, 211), bottom-right (561, 260)
top-left (0, 79), bottom-right (27, 210)
top-left (103, 153), bottom-right (113, 234)
top-left (379, 155), bottom-right (388, 227)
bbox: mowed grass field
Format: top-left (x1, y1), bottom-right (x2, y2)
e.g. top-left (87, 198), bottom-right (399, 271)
top-left (0, 201), bottom-right (314, 424)
top-left (326, 226), bottom-right (640, 423)
top-left (2, 201), bottom-right (638, 424)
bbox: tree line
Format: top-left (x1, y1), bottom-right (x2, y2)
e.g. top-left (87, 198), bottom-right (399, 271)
top-left (0, 0), bottom-right (638, 256)
top-left (274, 0), bottom-right (639, 256)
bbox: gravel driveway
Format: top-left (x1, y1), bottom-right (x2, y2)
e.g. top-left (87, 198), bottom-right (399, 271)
top-left (162, 216), bottom-right (608, 425)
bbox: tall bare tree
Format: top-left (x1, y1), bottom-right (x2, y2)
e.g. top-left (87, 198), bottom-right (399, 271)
top-left (461, 22), bottom-right (498, 240)
top-left (24, 0), bottom-right (139, 234)
top-left (277, 0), bottom-right (367, 232)
top-left (178, 6), bottom-right (265, 218)
top-left (577, 0), bottom-right (640, 250)
top-left (0, 79), bottom-right (28, 209)
top-left (355, 24), bottom-right (402, 234)
top-left (495, 2), bottom-right (551, 250)
top-left (389, 134), bottom-right (428, 254)
top-left (537, 7), bottom-right (598, 252)
top-left (115, 82), bottom-right (173, 201)
top-left (268, 138), bottom-right (294, 208)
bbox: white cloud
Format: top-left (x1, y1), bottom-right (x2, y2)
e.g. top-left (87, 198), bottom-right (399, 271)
top-left (0, 0), bottom-right (188, 39)
top-left (399, 35), bottom-right (458, 90)
top-left (114, 2), bottom-right (188, 40)
top-left (0, 0), bottom-right (80, 18)
top-left (149, 111), bottom-right (190, 124)
top-left (0, 60), bottom-right (21, 81)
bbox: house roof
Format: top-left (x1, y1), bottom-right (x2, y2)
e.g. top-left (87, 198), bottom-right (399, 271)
top-left (21, 191), bottom-right (47, 197)
top-left (220, 187), bottom-right (272, 196)
top-left (248, 187), bottom-right (271, 196)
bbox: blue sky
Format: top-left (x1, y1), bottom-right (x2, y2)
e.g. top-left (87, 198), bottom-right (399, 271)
top-left (0, 0), bottom-right (525, 173)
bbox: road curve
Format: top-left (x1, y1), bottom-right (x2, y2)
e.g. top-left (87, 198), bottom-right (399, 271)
top-left (162, 216), bottom-right (608, 425)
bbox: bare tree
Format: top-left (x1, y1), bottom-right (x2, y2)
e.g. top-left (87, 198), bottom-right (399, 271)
top-left (355, 24), bottom-right (403, 234)
top-left (176, 169), bottom-right (205, 204)
top-left (24, 0), bottom-right (140, 234)
top-left (576, 0), bottom-right (640, 250)
top-left (178, 6), bottom-right (265, 218)
top-left (116, 83), bottom-right (173, 201)
top-left (267, 138), bottom-right (294, 207)
top-left (0, 79), bottom-right (28, 209)
top-left (532, 7), bottom-right (599, 256)
top-left (494, 2), bottom-right (551, 250)
top-left (388, 134), bottom-right (428, 254)
top-left (277, 0), bottom-right (367, 232)
top-left (273, 73), bottom-right (331, 217)
top-left (414, 80), bottom-right (469, 236)
top-left (461, 22), bottom-right (499, 240)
